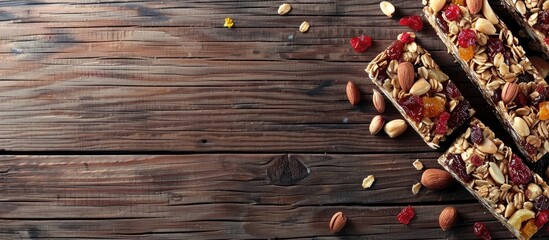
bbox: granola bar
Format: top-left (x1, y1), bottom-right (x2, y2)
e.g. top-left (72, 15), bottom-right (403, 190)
top-left (365, 33), bottom-right (475, 149)
top-left (439, 118), bottom-right (549, 240)
top-left (424, 0), bottom-right (549, 161)
top-left (501, 0), bottom-right (549, 57)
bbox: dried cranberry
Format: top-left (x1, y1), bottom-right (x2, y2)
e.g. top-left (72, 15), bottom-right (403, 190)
top-left (400, 15), bottom-right (424, 32)
top-left (435, 112), bottom-right (450, 134)
top-left (517, 72), bottom-right (535, 84)
top-left (445, 81), bottom-right (462, 99)
top-left (469, 125), bottom-right (483, 144)
top-left (491, 89), bottom-right (502, 103)
top-left (473, 222), bottom-right (492, 240)
top-left (535, 10), bottom-right (549, 35)
top-left (444, 5), bottom-right (461, 21)
top-left (448, 100), bottom-right (471, 129)
top-left (457, 29), bottom-right (477, 48)
top-left (350, 35), bottom-right (372, 53)
top-left (400, 32), bottom-right (414, 43)
top-left (396, 205), bottom-right (415, 224)
top-left (399, 95), bottom-right (423, 122)
top-left (386, 40), bottom-right (404, 60)
top-left (515, 91), bottom-right (528, 107)
top-left (536, 210), bottom-right (549, 228)
top-left (531, 84), bottom-right (547, 106)
top-left (436, 13), bottom-right (449, 34)
top-left (470, 154), bottom-right (485, 167)
top-left (486, 37), bottom-right (509, 64)
top-left (545, 36), bottom-right (549, 45)
top-left (535, 196), bottom-right (549, 211)
top-left (448, 153), bottom-right (471, 181)
top-left (521, 140), bottom-right (538, 156)
top-left (508, 154), bottom-right (532, 185)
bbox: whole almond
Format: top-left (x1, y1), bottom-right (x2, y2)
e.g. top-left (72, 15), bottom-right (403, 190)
top-left (384, 119), bottom-right (407, 138)
top-left (513, 116), bottom-right (530, 137)
top-left (369, 115), bottom-right (385, 135)
top-left (278, 3), bottom-right (292, 15)
top-left (329, 212), bottom-right (347, 233)
top-left (501, 82), bottom-right (518, 104)
top-left (474, 18), bottom-right (496, 35)
top-left (466, 0), bottom-right (483, 14)
top-left (439, 206), bottom-right (458, 231)
top-left (346, 81), bottom-right (361, 105)
top-left (397, 62), bottom-right (414, 92)
top-left (482, 0), bottom-right (498, 24)
top-left (409, 78), bottom-right (430, 96)
top-left (379, 1), bottom-right (395, 17)
top-left (372, 89), bottom-right (385, 113)
top-left (421, 169), bottom-right (454, 190)
top-left (429, 0), bottom-right (446, 13)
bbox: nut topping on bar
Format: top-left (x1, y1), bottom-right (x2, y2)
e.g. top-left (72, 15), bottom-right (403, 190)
top-left (424, 0), bottom-right (549, 161)
top-left (440, 118), bottom-right (549, 239)
top-left (366, 34), bottom-right (474, 148)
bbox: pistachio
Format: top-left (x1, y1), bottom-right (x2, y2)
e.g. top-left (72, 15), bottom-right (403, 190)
top-left (384, 119), bottom-right (407, 138)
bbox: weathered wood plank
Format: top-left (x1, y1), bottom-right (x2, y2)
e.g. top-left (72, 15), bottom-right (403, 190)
top-left (0, 0), bottom-right (511, 151)
top-left (0, 153), bottom-right (545, 239)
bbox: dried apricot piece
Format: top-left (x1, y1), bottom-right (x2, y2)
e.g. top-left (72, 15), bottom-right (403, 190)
top-left (458, 46), bottom-right (474, 61)
top-left (539, 101), bottom-right (549, 120)
top-left (520, 219), bottom-right (538, 239)
top-left (422, 96), bottom-right (445, 118)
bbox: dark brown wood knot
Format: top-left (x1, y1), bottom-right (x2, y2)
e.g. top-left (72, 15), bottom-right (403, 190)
top-left (267, 154), bottom-right (310, 186)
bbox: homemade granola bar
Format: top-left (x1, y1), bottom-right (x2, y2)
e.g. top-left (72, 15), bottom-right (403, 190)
top-left (424, 0), bottom-right (549, 161)
top-left (365, 33), bottom-right (475, 149)
top-left (501, 0), bottom-right (549, 57)
top-left (439, 118), bottom-right (549, 240)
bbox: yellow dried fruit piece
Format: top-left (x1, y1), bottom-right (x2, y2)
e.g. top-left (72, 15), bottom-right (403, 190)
top-left (508, 209), bottom-right (535, 230)
top-left (224, 17), bottom-right (234, 28)
top-left (539, 101), bottom-right (549, 120)
top-left (458, 46), bottom-right (474, 61)
top-left (520, 219), bottom-right (538, 239)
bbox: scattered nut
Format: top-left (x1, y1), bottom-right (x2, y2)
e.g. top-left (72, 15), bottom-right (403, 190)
top-left (362, 175), bottom-right (375, 189)
top-left (379, 1), bottom-right (396, 17)
top-left (412, 182), bottom-right (422, 195)
top-left (278, 3), bottom-right (292, 15)
top-left (413, 159), bottom-right (424, 171)
top-left (439, 206), bottom-right (458, 231)
top-left (299, 21), bottom-right (310, 33)
top-left (373, 89), bottom-right (385, 113)
top-left (329, 212), bottom-right (347, 233)
top-left (369, 115), bottom-right (385, 135)
top-left (421, 169), bottom-right (454, 190)
top-left (384, 119), bottom-right (407, 138)
top-left (346, 81), bottom-right (361, 105)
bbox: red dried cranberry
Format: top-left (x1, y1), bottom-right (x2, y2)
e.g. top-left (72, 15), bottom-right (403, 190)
top-left (515, 91), bottom-right (528, 107)
top-left (400, 15), bottom-right (424, 31)
top-left (445, 81), bottom-right (462, 99)
top-left (444, 5), bottom-right (461, 21)
top-left (396, 205), bottom-right (415, 224)
top-left (457, 29), bottom-right (477, 48)
top-left (434, 112), bottom-right (450, 134)
top-left (486, 37), bottom-right (509, 64)
top-left (508, 154), bottom-right (532, 185)
top-left (531, 84), bottom-right (547, 106)
top-left (536, 210), bottom-right (549, 228)
top-left (436, 13), bottom-right (449, 34)
top-left (470, 154), bottom-right (484, 167)
top-left (536, 10), bottom-right (549, 35)
top-left (399, 95), bottom-right (423, 122)
top-left (448, 153), bottom-right (471, 181)
top-left (535, 196), bottom-right (549, 211)
top-left (448, 100), bottom-right (471, 129)
top-left (400, 32), bottom-right (414, 43)
top-left (350, 35), bottom-right (372, 53)
top-left (517, 72), bottom-right (535, 84)
top-left (473, 222), bottom-right (492, 240)
top-left (469, 125), bottom-right (483, 144)
top-left (386, 40), bottom-right (404, 60)
top-left (521, 140), bottom-right (538, 156)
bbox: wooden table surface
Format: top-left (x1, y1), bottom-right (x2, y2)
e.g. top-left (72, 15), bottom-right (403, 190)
top-left (0, 0), bottom-right (548, 239)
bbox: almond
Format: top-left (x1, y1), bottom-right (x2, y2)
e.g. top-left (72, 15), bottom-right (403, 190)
top-left (474, 18), bottom-right (496, 35)
top-left (429, 0), bottom-right (446, 13)
top-left (421, 169), bottom-right (454, 190)
top-left (513, 116), bottom-right (530, 137)
top-left (409, 78), bottom-right (430, 96)
top-left (501, 82), bottom-right (518, 104)
top-left (384, 119), bottom-right (407, 138)
top-left (466, 0), bottom-right (483, 14)
top-left (346, 81), bottom-right (361, 105)
top-left (372, 89), bottom-right (385, 113)
top-left (329, 212), bottom-right (347, 233)
top-left (369, 115), bottom-right (385, 135)
top-left (439, 206), bottom-right (458, 231)
top-left (482, 0), bottom-right (498, 24)
top-left (397, 62), bottom-right (414, 92)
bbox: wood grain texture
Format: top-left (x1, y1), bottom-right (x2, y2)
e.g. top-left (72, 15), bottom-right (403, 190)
top-left (0, 153), bottom-right (545, 239)
top-left (0, 0), bottom-right (507, 152)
